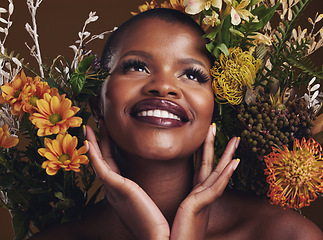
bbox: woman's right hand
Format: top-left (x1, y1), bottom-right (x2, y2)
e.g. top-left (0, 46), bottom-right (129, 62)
top-left (85, 123), bottom-right (170, 240)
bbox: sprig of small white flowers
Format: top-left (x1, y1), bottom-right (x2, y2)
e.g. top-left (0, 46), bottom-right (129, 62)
top-left (69, 11), bottom-right (117, 71)
top-left (25, 0), bottom-right (44, 78)
top-left (0, 0), bottom-right (20, 84)
top-left (303, 77), bottom-right (323, 114)
top-left (0, 0), bottom-right (20, 136)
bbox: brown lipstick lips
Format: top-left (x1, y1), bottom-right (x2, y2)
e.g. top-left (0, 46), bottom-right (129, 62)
top-left (130, 98), bottom-right (189, 123)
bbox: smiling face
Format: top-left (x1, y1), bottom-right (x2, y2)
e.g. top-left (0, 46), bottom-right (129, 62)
top-left (100, 17), bottom-right (214, 162)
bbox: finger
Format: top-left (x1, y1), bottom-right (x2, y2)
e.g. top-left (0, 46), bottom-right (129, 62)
top-left (86, 139), bottom-right (126, 190)
top-left (196, 124), bottom-right (216, 184)
top-left (85, 125), bottom-right (102, 158)
top-left (208, 137), bottom-right (239, 183)
top-left (98, 121), bottom-right (115, 160)
top-left (193, 158), bottom-right (240, 207)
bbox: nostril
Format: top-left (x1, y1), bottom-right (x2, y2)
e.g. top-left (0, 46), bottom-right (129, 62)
top-left (168, 91), bottom-right (177, 96)
top-left (149, 90), bottom-right (159, 95)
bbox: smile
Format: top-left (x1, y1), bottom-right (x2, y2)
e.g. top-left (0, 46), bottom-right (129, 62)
top-left (137, 110), bottom-right (181, 121)
top-left (130, 98), bottom-right (189, 127)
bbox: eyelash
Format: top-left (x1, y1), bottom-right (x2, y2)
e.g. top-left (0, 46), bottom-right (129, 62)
top-left (121, 59), bottom-right (148, 73)
top-left (183, 67), bottom-right (210, 83)
top-left (120, 59), bottom-right (210, 83)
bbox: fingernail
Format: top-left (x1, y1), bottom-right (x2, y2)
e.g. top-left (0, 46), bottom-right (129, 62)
top-left (83, 125), bottom-right (87, 137)
top-left (232, 158), bottom-right (240, 170)
top-left (84, 140), bottom-right (89, 151)
top-left (235, 137), bottom-right (240, 149)
top-left (212, 123), bottom-right (216, 136)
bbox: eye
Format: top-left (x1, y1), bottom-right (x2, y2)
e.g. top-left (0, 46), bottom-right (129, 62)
top-left (182, 67), bottom-right (210, 83)
top-left (121, 59), bottom-right (149, 74)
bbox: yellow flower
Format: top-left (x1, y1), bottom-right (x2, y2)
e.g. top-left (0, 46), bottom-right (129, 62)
top-left (264, 138), bottom-right (323, 209)
top-left (29, 93), bottom-right (82, 136)
top-left (38, 133), bottom-right (89, 175)
top-left (1, 70), bottom-right (31, 117)
top-left (0, 124), bottom-right (18, 149)
top-left (211, 47), bottom-right (262, 105)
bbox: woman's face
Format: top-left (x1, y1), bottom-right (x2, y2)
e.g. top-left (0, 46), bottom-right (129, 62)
top-left (100, 18), bottom-right (214, 161)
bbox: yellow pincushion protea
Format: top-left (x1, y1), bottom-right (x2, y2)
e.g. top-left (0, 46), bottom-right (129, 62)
top-left (29, 93), bottom-right (82, 136)
top-left (0, 124), bottom-right (19, 149)
top-left (38, 133), bottom-right (89, 175)
top-left (211, 47), bottom-right (262, 105)
top-left (264, 138), bottom-right (323, 209)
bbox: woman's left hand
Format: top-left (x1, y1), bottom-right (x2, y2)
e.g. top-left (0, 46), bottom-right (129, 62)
top-left (170, 124), bottom-right (240, 240)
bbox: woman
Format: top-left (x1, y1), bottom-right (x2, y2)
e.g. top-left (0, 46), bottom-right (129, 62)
top-left (31, 8), bottom-right (323, 240)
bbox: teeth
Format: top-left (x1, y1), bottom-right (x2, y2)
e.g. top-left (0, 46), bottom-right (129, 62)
top-left (137, 110), bottom-right (181, 121)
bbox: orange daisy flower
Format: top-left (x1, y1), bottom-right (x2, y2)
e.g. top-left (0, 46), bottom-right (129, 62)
top-left (21, 77), bottom-right (52, 115)
top-left (38, 133), bottom-right (89, 175)
top-left (29, 93), bottom-right (82, 136)
top-left (264, 138), bottom-right (323, 209)
top-left (0, 124), bottom-right (19, 149)
top-left (1, 70), bottom-right (31, 117)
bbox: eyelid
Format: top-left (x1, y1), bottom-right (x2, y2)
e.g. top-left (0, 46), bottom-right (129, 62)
top-left (120, 58), bottom-right (150, 73)
top-left (181, 66), bottom-right (210, 83)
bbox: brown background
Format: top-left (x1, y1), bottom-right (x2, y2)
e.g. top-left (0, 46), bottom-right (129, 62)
top-left (0, 0), bottom-right (322, 239)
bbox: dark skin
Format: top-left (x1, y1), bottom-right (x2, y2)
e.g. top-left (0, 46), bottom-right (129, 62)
top-left (30, 18), bottom-right (323, 240)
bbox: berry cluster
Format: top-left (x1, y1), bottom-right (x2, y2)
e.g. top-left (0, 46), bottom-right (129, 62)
top-left (231, 90), bottom-right (317, 196)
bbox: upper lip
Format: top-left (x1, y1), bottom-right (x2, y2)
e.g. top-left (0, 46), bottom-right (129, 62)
top-left (130, 98), bottom-right (189, 122)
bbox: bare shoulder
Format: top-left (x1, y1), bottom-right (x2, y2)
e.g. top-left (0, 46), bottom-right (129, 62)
top-left (208, 190), bottom-right (323, 240)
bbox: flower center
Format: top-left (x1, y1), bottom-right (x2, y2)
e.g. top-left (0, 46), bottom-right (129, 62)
top-left (14, 90), bottom-right (22, 98)
top-left (49, 113), bottom-right (62, 124)
top-left (58, 153), bottom-right (71, 163)
top-left (29, 96), bottom-right (40, 107)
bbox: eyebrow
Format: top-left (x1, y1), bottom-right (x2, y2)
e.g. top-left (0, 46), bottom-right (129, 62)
top-left (119, 50), bottom-right (208, 69)
top-left (119, 50), bottom-right (153, 60)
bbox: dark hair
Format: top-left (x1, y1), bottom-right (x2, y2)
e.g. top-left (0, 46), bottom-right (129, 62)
top-left (100, 8), bottom-right (213, 71)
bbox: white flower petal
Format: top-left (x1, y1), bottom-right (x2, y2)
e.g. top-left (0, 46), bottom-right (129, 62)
top-left (183, 0), bottom-right (205, 15)
top-left (0, 8), bottom-right (7, 13)
top-left (310, 84), bottom-right (320, 92)
top-left (311, 90), bottom-right (319, 102)
top-left (8, 3), bottom-right (14, 15)
top-left (0, 17), bottom-right (8, 24)
top-left (212, 0), bottom-right (222, 9)
top-left (308, 77), bottom-right (316, 86)
top-left (231, 8), bottom-right (241, 25)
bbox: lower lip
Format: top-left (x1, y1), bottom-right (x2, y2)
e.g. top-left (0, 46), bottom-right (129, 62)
top-left (133, 116), bottom-right (186, 127)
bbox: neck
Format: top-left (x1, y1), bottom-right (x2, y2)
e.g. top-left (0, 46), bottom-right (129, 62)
top-left (117, 151), bottom-right (194, 225)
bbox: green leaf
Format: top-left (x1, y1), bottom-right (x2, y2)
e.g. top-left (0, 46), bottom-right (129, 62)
top-left (78, 55), bottom-right (96, 74)
top-left (203, 28), bottom-right (219, 41)
top-left (206, 42), bottom-right (216, 53)
top-left (70, 73), bottom-right (86, 95)
top-left (45, 78), bottom-right (66, 95)
top-left (7, 189), bottom-right (31, 208)
top-left (249, 2), bottom-right (280, 32)
top-left (221, 16), bottom-right (231, 46)
top-left (0, 173), bottom-right (14, 188)
top-left (11, 210), bottom-right (30, 240)
top-left (216, 43), bottom-right (229, 56)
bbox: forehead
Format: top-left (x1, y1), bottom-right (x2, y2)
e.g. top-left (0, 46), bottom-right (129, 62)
top-left (113, 18), bottom-right (209, 63)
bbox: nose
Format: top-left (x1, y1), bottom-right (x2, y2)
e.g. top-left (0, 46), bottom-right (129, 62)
top-left (142, 73), bottom-right (182, 98)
